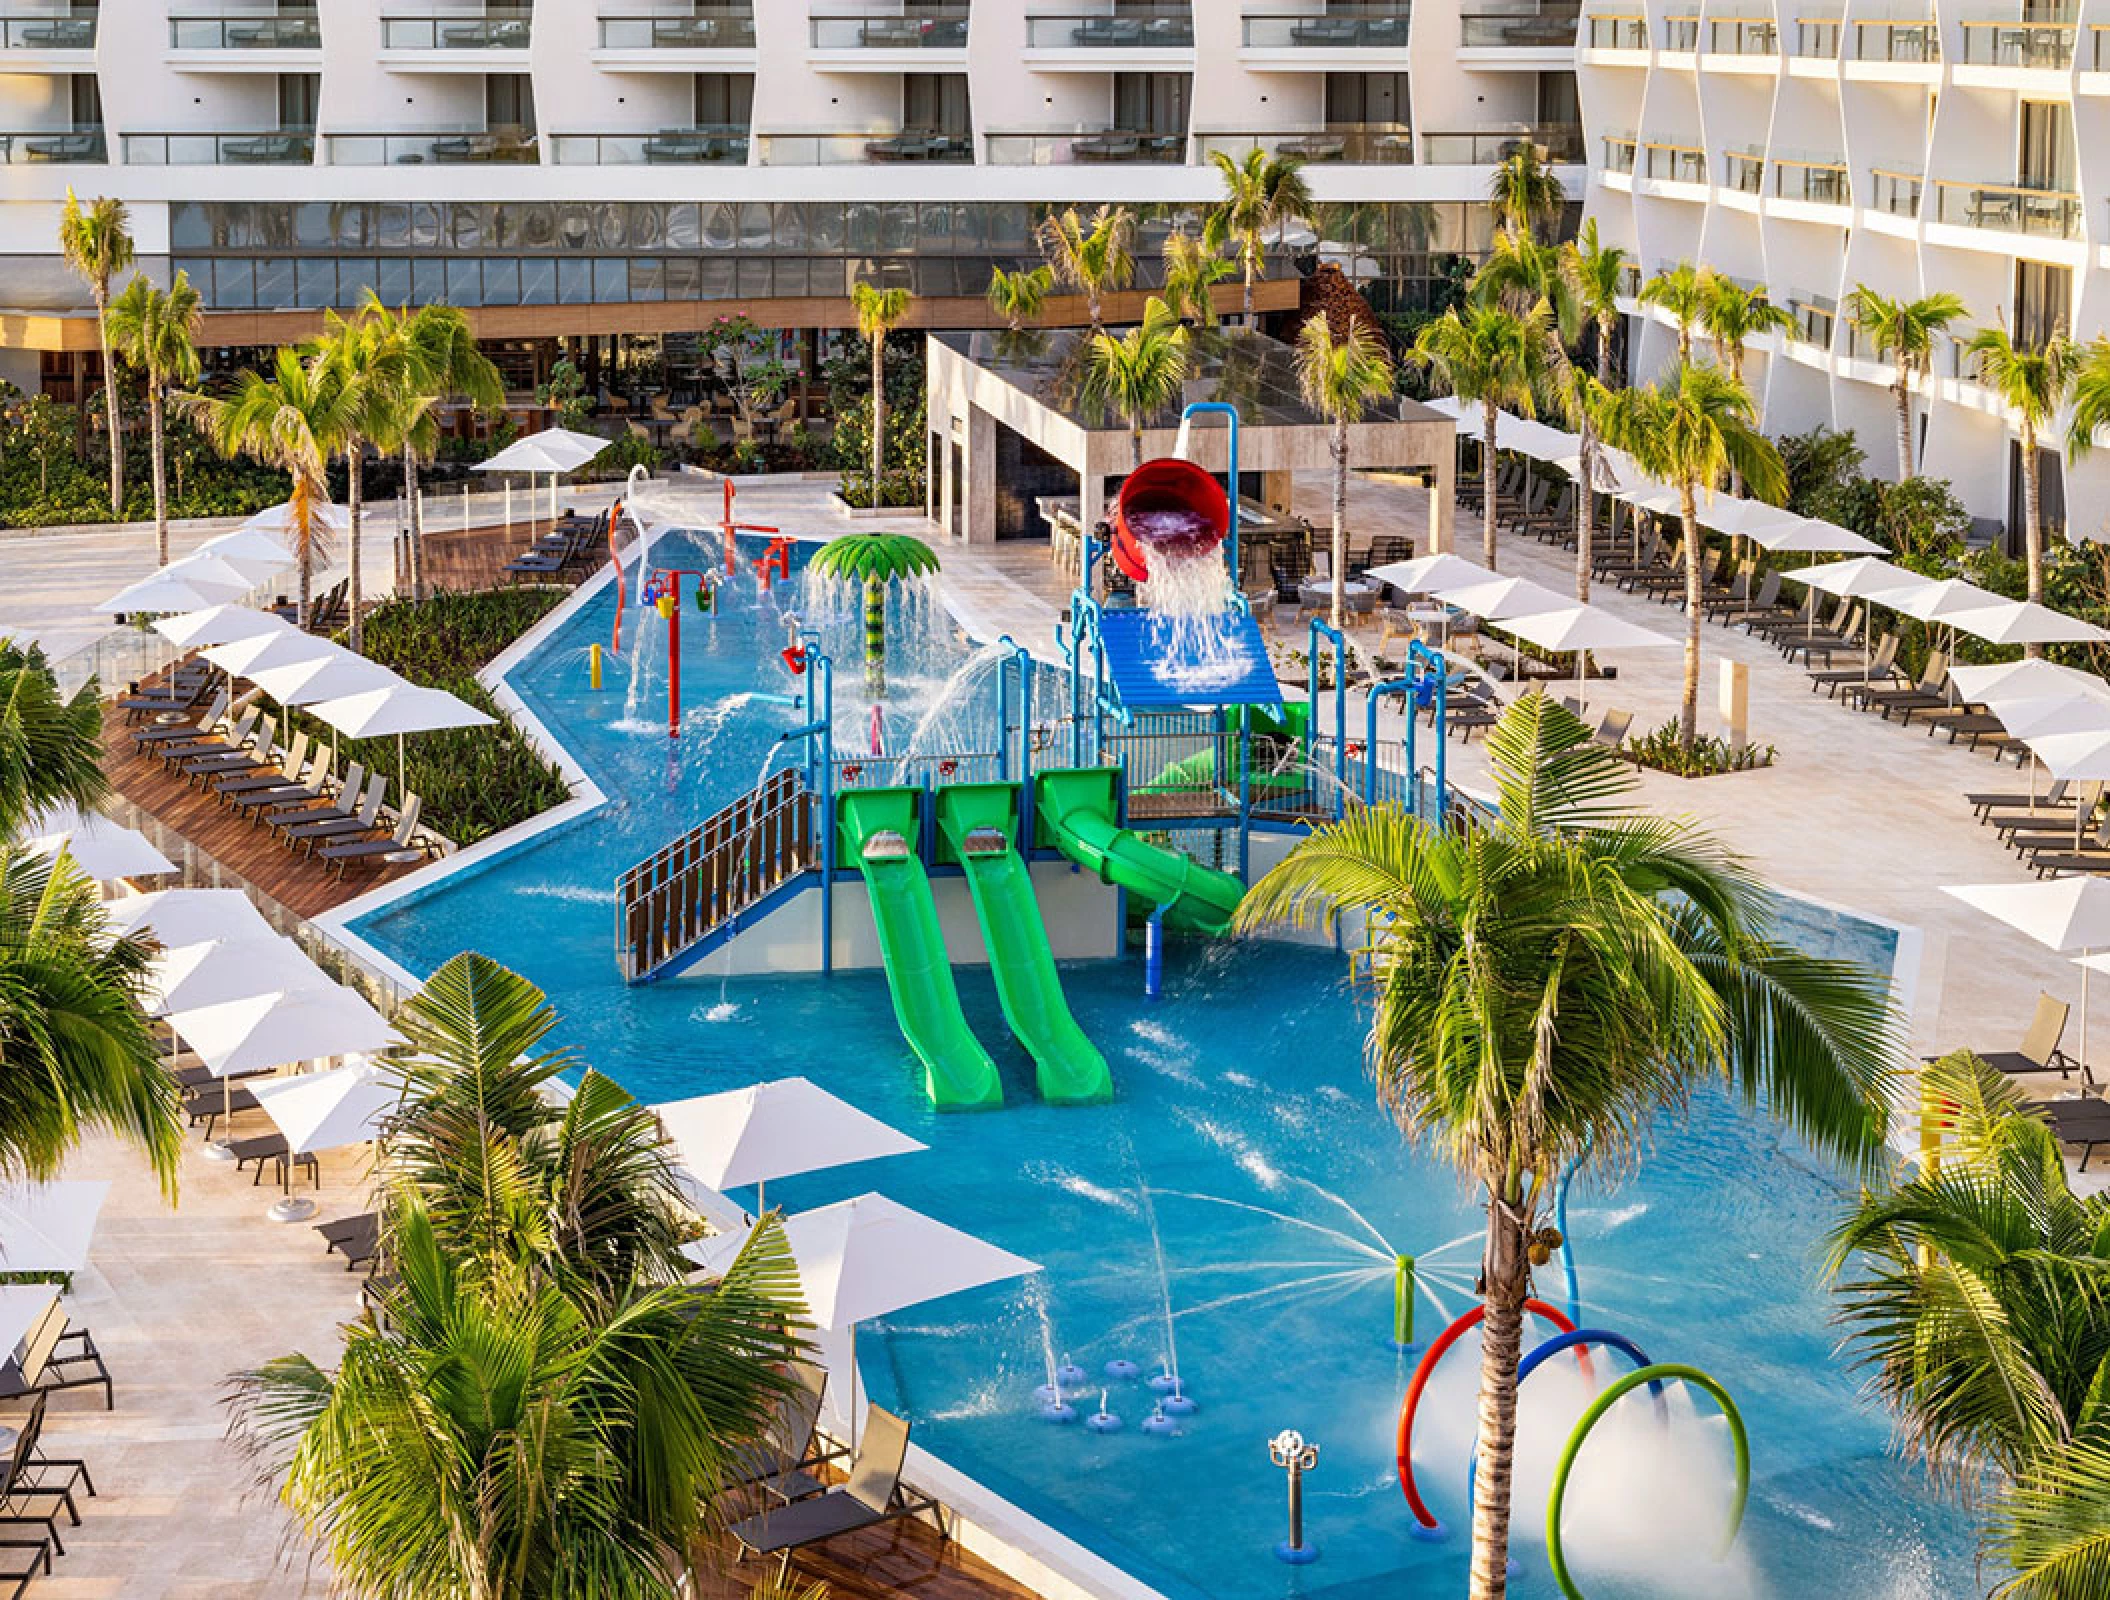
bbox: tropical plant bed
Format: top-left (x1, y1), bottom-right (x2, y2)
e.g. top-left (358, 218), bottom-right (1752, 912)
top-left (1622, 719), bottom-right (1777, 778)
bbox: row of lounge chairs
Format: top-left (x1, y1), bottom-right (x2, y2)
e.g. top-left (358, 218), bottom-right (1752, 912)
top-left (1947, 994), bottom-right (2110, 1167)
top-left (0, 1299), bottom-right (111, 1598)
top-left (504, 507), bottom-right (610, 582)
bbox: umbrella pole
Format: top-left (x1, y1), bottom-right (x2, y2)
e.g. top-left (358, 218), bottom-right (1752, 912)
top-left (2085, 957), bottom-right (2092, 1085)
top-left (850, 1324), bottom-right (860, 1451)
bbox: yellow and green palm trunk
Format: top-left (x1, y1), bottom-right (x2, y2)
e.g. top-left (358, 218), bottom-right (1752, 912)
top-left (864, 573), bottom-right (888, 697)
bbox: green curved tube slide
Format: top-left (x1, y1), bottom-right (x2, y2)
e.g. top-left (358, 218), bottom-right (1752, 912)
top-left (936, 785), bottom-right (1111, 1106)
top-left (1034, 768), bottom-right (1245, 936)
top-left (837, 788), bottom-right (1002, 1111)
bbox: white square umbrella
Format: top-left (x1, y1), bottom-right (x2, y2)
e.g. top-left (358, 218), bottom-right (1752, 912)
top-left (172, 550), bottom-right (285, 590)
top-left (104, 887), bottom-right (274, 948)
top-left (0, 1180), bottom-right (110, 1275)
top-left (1744, 518), bottom-right (1884, 556)
top-left (1365, 554), bottom-right (1499, 597)
top-left (1436, 576), bottom-right (1574, 621)
top-left (241, 500), bottom-right (350, 538)
top-left (1790, 556), bottom-right (1933, 601)
top-left (152, 605), bottom-right (292, 651)
top-left (654, 1077), bottom-right (926, 1213)
top-left (95, 568), bottom-right (247, 615)
top-left (305, 683), bottom-right (496, 791)
top-left (475, 427), bottom-right (610, 476)
top-left (1499, 605), bottom-right (1676, 699)
top-left (205, 629), bottom-right (338, 681)
top-left (169, 985), bottom-right (396, 1079)
top-left (1945, 878), bottom-right (2110, 1080)
top-left (195, 526), bottom-right (294, 566)
top-left (1696, 499), bottom-right (1798, 538)
top-left (249, 1059), bottom-right (400, 1215)
top-left (1952, 660), bottom-right (2110, 704)
top-left (0, 1285), bottom-right (53, 1359)
top-left (148, 934), bottom-right (323, 1016)
top-left (244, 648), bottom-right (398, 709)
top-left (23, 805), bottom-right (177, 884)
top-left (1943, 600), bottom-right (2110, 648)
top-left (684, 1192), bottom-right (1039, 1442)
top-left (1989, 694), bottom-right (2110, 744)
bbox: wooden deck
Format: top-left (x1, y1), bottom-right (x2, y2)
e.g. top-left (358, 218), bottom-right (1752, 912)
top-left (100, 706), bottom-right (418, 920)
top-left (415, 518), bottom-right (611, 594)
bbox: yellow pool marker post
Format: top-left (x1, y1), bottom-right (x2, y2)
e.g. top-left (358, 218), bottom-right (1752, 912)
top-left (590, 642), bottom-right (603, 690)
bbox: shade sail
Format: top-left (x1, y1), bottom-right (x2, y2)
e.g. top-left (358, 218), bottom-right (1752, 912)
top-left (251, 1060), bottom-right (398, 1155)
top-left (654, 1077), bottom-right (926, 1205)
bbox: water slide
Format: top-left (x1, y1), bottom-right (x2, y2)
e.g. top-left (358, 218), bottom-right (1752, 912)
top-left (836, 788), bottom-right (1003, 1111)
top-left (935, 785), bottom-right (1112, 1106)
top-left (1034, 768), bottom-right (1246, 936)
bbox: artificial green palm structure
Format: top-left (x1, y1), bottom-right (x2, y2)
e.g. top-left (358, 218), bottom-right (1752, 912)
top-left (810, 532), bottom-right (941, 698)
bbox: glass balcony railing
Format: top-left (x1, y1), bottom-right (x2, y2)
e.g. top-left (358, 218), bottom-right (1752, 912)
top-left (1640, 140), bottom-right (1706, 182)
top-left (757, 129), bottom-right (973, 164)
top-left (1460, 5), bottom-right (1579, 45)
top-left (1024, 11), bottom-right (1194, 48)
top-left (1933, 177), bottom-right (2081, 238)
top-left (1792, 15), bottom-right (1841, 54)
top-left (1192, 125), bottom-right (1410, 164)
top-left (123, 129), bottom-right (316, 163)
top-left (1423, 122), bottom-right (1581, 162)
top-left (1721, 145), bottom-right (1764, 192)
top-left (810, 11), bottom-right (967, 48)
top-left (1774, 154), bottom-right (1850, 205)
top-left (1868, 167), bottom-right (1922, 215)
top-left (1958, 18), bottom-right (2075, 67)
top-left (0, 124), bottom-right (104, 161)
top-left (1585, 12), bottom-right (1646, 47)
top-left (987, 127), bottom-right (1184, 163)
top-left (1242, 10), bottom-right (1409, 47)
top-left (323, 126), bottom-right (538, 163)
top-left (1706, 15), bottom-right (1776, 51)
top-left (1662, 13), bottom-right (1698, 48)
top-left (168, 12), bottom-right (319, 47)
top-left (596, 9), bottom-right (754, 48)
top-left (2095, 22), bottom-right (2110, 67)
top-left (546, 125), bottom-right (749, 163)
top-left (0, 12), bottom-right (94, 47)
top-left (1789, 297), bottom-right (1836, 347)
top-left (1601, 132), bottom-right (1637, 172)
top-left (379, 10), bottom-right (532, 48)
top-left (1848, 19), bottom-right (1936, 60)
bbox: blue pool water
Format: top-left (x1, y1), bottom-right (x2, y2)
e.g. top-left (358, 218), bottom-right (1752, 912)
top-left (354, 531), bottom-right (1976, 1600)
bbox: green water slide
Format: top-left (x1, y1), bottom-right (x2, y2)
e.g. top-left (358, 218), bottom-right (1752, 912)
top-left (935, 784), bottom-right (1111, 1106)
top-left (836, 788), bottom-right (1003, 1111)
top-left (1034, 768), bottom-right (1246, 936)
top-left (1132, 705), bottom-right (1312, 801)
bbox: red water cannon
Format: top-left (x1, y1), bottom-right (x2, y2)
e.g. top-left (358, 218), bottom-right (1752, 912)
top-left (757, 536), bottom-right (795, 588)
top-left (1109, 457), bottom-right (1231, 583)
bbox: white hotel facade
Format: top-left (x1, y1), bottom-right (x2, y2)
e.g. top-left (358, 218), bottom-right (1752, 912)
top-left (1579, 0), bottom-right (2110, 539)
top-left (0, 0), bottom-right (1581, 397)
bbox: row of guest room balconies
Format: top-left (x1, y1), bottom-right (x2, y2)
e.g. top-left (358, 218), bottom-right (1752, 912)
top-left (1585, 10), bottom-right (2110, 70)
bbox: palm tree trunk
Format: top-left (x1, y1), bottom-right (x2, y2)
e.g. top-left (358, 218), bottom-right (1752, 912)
top-left (1468, 1185), bottom-right (1531, 1600)
top-left (403, 443), bottom-right (424, 605)
top-left (147, 387), bottom-right (169, 568)
top-left (293, 478), bottom-right (314, 630)
top-left (1244, 243), bottom-right (1257, 328)
top-left (2023, 428), bottom-right (2045, 660)
top-left (1575, 424), bottom-right (1594, 602)
top-left (863, 573), bottom-right (886, 698)
top-left (95, 288), bottom-right (123, 519)
top-left (1679, 485), bottom-right (1703, 746)
top-left (1894, 359), bottom-right (1915, 480)
top-left (1482, 400), bottom-right (1500, 571)
top-left (870, 338), bottom-right (886, 509)
top-left (1329, 419), bottom-right (1348, 632)
top-left (347, 445), bottom-right (365, 652)
top-left (1597, 312), bottom-right (1616, 390)
top-left (1131, 427), bottom-right (1144, 472)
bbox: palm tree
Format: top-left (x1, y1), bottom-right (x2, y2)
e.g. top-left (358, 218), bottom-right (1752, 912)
top-left (1083, 297), bottom-right (1192, 471)
top-left (850, 280), bottom-right (914, 512)
top-left (1036, 204), bottom-right (1135, 329)
top-left (105, 273), bottom-right (203, 568)
top-left (1295, 319), bottom-right (1395, 630)
top-left (1489, 139), bottom-right (1567, 243)
top-left (1969, 327), bottom-right (2077, 635)
top-left (1237, 695), bottom-right (1897, 1600)
top-left (378, 296), bottom-right (504, 604)
top-left (1160, 230), bottom-right (1235, 327)
top-left (0, 639), bottom-right (108, 837)
top-left (1592, 365), bottom-right (1786, 746)
top-left (312, 308), bottom-right (415, 653)
top-left (1829, 1050), bottom-right (2110, 1597)
top-left (0, 848), bottom-right (181, 1197)
top-left (1638, 258), bottom-right (1710, 369)
top-left (1842, 285), bottom-right (1968, 480)
top-left (57, 191), bottom-right (135, 519)
top-left (808, 532), bottom-right (941, 699)
top-left (1410, 301), bottom-right (1550, 569)
top-left (1701, 276), bottom-right (1794, 502)
top-left (1206, 148), bottom-right (1314, 324)
top-left (181, 346), bottom-right (355, 628)
top-left (1564, 222), bottom-right (1630, 599)
top-left (234, 951), bottom-right (809, 1599)
top-left (986, 264), bottom-right (1053, 332)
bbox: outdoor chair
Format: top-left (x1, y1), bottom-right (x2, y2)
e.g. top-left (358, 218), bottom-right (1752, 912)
top-left (0, 1397), bottom-right (74, 1571)
top-left (214, 730), bottom-right (309, 801)
top-left (1591, 707), bottom-right (1634, 748)
top-left (315, 1212), bottom-right (380, 1272)
top-left (1969, 775), bottom-right (2073, 821)
top-left (229, 1133), bottom-right (319, 1192)
top-left (1981, 781), bottom-right (2098, 840)
top-left (1714, 569), bottom-right (1783, 628)
top-left (1807, 633), bottom-right (1900, 697)
top-left (1748, 587), bottom-right (1821, 642)
top-left (319, 794), bottom-right (435, 875)
top-left (2025, 817), bottom-right (2110, 878)
top-left (725, 1406), bottom-right (938, 1581)
top-left (725, 1363), bottom-right (841, 1499)
top-left (281, 773), bottom-right (387, 855)
top-left (258, 759), bottom-right (364, 830)
top-left (1941, 994), bottom-right (2076, 1080)
top-left (2031, 1094), bottom-right (2110, 1168)
top-left (173, 710), bottom-right (277, 783)
top-left (0, 1298), bottom-right (112, 1412)
top-left (227, 744), bottom-right (337, 821)
top-left (116, 665), bottom-right (210, 721)
top-left (183, 1083), bottom-right (260, 1138)
top-left (127, 687), bottom-right (230, 748)
top-left (1781, 606), bottom-right (1868, 668)
top-left (150, 703), bottom-right (255, 765)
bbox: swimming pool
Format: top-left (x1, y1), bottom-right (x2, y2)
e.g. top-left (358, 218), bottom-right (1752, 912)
top-left (351, 530), bottom-right (1976, 1600)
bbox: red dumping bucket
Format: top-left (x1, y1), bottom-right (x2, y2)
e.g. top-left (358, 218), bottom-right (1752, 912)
top-left (1109, 457), bottom-right (1230, 583)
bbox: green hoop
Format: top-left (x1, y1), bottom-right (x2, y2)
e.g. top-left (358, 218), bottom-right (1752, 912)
top-left (1545, 1363), bottom-right (1749, 1600)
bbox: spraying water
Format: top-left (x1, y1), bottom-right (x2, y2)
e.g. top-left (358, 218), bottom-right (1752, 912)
top-left (1135, 542), bottom-right (1248, 697)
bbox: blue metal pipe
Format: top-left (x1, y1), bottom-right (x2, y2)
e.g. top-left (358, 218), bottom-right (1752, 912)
top-left (1145, 907), bottom-right (1166, 1000)
top-left (1308, 617), bottom-right (1348, 817)
top-left (1176, 401), bottom-right (1243, 594)
top-left (1364, 677), bottom-right (1416, 807)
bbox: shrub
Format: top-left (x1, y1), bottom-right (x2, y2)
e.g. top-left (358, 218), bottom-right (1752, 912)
top-left (1623, 718), bottom-right (1775, 778)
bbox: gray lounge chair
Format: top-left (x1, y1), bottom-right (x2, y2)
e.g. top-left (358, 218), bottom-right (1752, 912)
top-left (0, 1297), bottom-right (112, 1411)
top-left (282, 773), bottom-right (386, 853)
top-left (1944, 995), bottom-right (2075, 1080)
top-left (319, 794), bottom-right (429, 874)
top-left (726, 1406), bottom-right (937, 1580)
top-left (2033, 1096), bottom-right (2110, 1169)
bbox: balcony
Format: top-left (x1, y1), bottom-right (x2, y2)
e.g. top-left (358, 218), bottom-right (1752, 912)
top-left (757, 129), bottom-right (972, 164)
top-left (1868, 167), bottom-right (1923, 216)
top-left (1958, 18), bottom-right (2075, 68)
top-left (1585, 12), bottom-right (1645, 48)
top-left (1848, 18), bottom-right (1936, 61)
top-left (988, 127), bottom-right (1183, 163)
top-left (1721, 145), bottom-right (1764, 192)
top-left (810, 10), bottom-right (968, 49)
top-left (1792, 16), bottom-right (1841, 55)
top-left (1662, 13), bottom-right (1698, 49)
top-left (379, 9), bottom-right (532, 48)
top-left (322, 125), bottom-right (538, 163)
top-left (123, 128), bottom-right (316, 164)
top-left (1788, 292), bottom-right (1836, 348)
top-left (1601, 131), bottom-right (1637, 172)
top-left (1460, 3), bottom-right (1579, 48)
top-left (596, 7), bottom-right (754, 48)
top-left (1241, 9), bottom-right (1408, 48)
top-left (1640, 140), bottom-right (1706, 182)
top-left (1706, 15), bottom-right (1776, 52)
top-left (168, 12), bottom-right (319, 47)
top-left (0, 11), bottom-right (93, 48)
top-left (2095, 23), bottom-right (2110, 69)
top-left (1192, 124), bottom-right (1410, 164)
top-left (1774, 153), bottom-right (1850, 206)
top-left (1933, 178), bottom-right (2081, 240)
top-left (0, 124), bottom-right (104, 162)
top-left (1024, 10), bottom-right (1193, 48)
top-left (547, 125), bottom-right (749, 163)
top-left (1423, 122), bottom-right (1581, 162)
